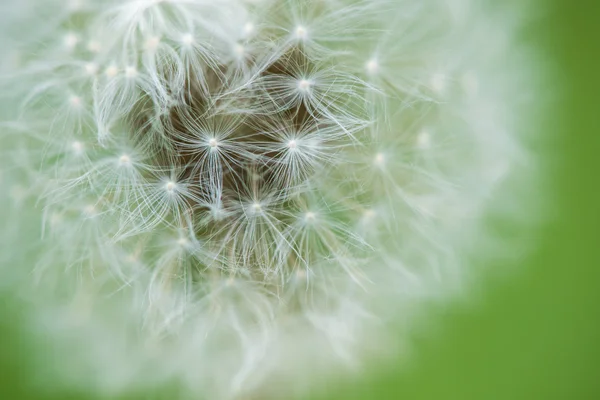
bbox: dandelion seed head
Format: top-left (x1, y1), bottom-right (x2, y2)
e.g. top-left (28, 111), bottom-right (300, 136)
top-left (0, 0), bottom-right (541, 398)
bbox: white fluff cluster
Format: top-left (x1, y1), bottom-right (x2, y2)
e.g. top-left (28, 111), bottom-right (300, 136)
top-left (0, 0), bottom-right (536, 398)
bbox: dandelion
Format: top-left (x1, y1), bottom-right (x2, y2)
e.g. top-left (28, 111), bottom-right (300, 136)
top-left (0, 0), bottom-right (540, 399)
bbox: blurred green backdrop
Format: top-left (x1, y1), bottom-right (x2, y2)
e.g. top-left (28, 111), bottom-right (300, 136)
top-left (1, 1), bottom-right (598, 399)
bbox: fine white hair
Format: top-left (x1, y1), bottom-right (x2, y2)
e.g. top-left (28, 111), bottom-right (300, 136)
top-left (0, 0), bottom-right (543, 398)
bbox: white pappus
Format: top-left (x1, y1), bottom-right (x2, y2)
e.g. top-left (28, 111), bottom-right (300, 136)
top-left (0, 0), bottom-right (542, 399)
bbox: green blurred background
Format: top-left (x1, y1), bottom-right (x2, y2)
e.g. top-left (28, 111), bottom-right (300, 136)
top-left (1, 1), bottom-right (598, 399)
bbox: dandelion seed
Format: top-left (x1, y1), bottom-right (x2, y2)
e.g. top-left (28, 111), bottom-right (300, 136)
top-left (145, 36), bottom-right (161, 51)
top-left (417, 129), bottom-right (431, 149)
top-left (305, 211), bottom-right (316, 221)
top-left (165, 181), bottom-right (176, 193)
top-left (366, 59), bottom-right (379, 75)
top-left (84, 62), bottom-right (99, 75)
top-left (48, 212), bottom-right (63, 228)
top-left (208, 138), bottom-right (219, 149)
top-left (297, 79), bottom-right (312, 92)
top-left (430, 71), bottom-right (447, 94)
top-left (64, 33), bottom-right (79, 49)
top-left (363, 209), bottom-right (376, 220)
top-left (243, 22), bottom-right (255, 37)
top-left (233, 44), bottom-right (246, 58)
top-left (181, 33), bottom-right (194, 46)
top-left (82, 204), bottom-right (97, 218)
top-left (295, 25), bottom-right (308, 41)
top-left (69, 95), bottom-right (82, 108)
top-left (71, 141), bottom-right (84, 155)
top-left (118, 154), bottom-right (131, 166)
top-left (125, 66), bottom-right (138, 78)
top-left (87, 40), bottom-right (101, 53)
top-left (105, 65), bottom-right (118, 78)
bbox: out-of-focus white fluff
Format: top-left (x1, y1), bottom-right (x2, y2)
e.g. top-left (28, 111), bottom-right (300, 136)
top-left (0, 0), bottom-right (540, 398)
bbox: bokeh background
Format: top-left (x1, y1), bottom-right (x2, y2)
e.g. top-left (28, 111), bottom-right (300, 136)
top-left (1, 1), bottom-right (598, 399)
